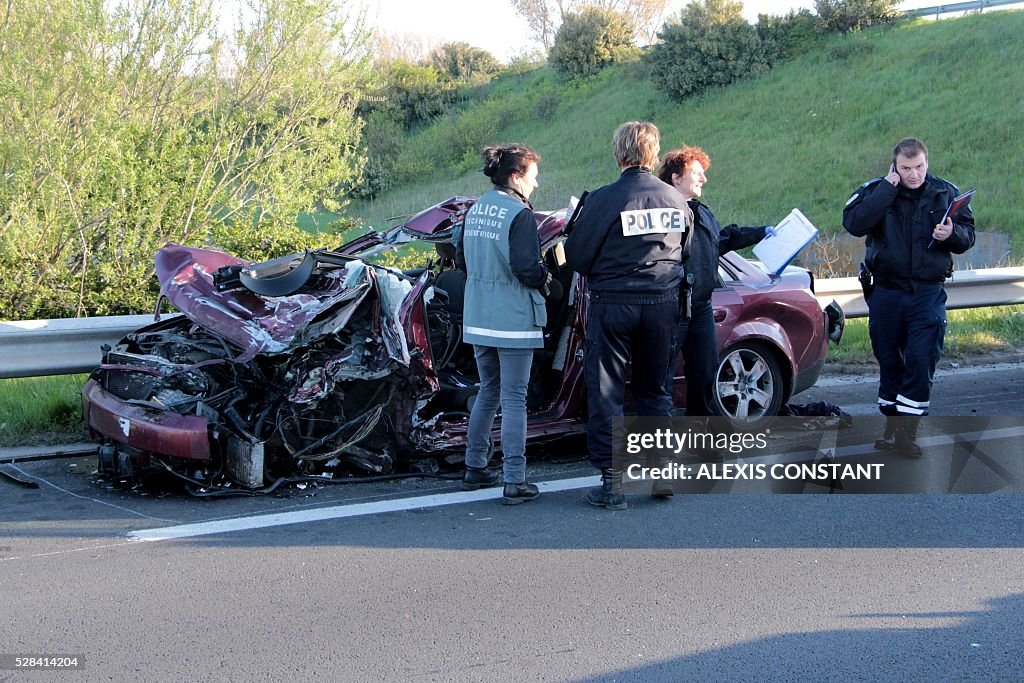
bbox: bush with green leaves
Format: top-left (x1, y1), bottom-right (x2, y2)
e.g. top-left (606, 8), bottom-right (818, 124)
top-left (505, 49), bottom-right (547, 76)
top-left (756, 9), bottom-right (822, 65)
top-left (549, 6), bottom-right (636, 79)
top-left (367, 60), bottom-right (457, 129)
top-left (0, 0), bottom-right (372, 320)
top-left (648, 0), bottom-right (770, 101)
top-left (384, 84), bottom-right (537, 186)
top-left (430, 42), bottom-right (502, 83)
top-left (814, 0), bottom-right (903, 33)
top-left (349, 111), bottom-right (407, 200)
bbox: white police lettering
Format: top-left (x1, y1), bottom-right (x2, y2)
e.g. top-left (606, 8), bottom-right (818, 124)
top-left (467, 202), bottom-right (509, 220)
top-left (465, 201), bottom-right (510, 240)
top-left (620, 208), bottom-right (687, 237)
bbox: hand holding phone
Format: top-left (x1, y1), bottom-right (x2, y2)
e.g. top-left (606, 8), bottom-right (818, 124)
top-left (885, 163), bottom-right (900, 187)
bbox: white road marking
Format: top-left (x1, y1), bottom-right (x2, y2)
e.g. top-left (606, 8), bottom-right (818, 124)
top-left (128, 475), bottom-right (602, 542)
top-left (748, 425), bottom-right (1024, 466)
top-left (117, 425), bottom-right (1024, 543)
top-left (1, 541), bottom-right (138, 563)
top-left (7, 464), bottom-right (177, 522)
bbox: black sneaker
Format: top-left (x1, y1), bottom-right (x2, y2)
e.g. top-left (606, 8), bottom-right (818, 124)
top-left (462, 467), bottom-right (499, 491)
top-left (502, 482), bottom-right (540, 505)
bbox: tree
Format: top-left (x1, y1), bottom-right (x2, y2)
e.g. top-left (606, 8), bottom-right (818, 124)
top-left (371, 60), bottom-right (456, 127)
top-left (510, 0), bottom-right (669, 50)
top-left (648, 0), bottom-right (769, 101)
top-left (549, 6), bottom-right (636, 78)
top-left (0, 0), bottom-right (374, 319)
top-left (814, 0), bottom-right (903, 33)
top-left (429, 42), bottom-right (502, 82)
top-left (756, 9), bottom-right (820, 65)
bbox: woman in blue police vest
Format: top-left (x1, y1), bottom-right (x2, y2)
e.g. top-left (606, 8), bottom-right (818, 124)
top-left (454, 144), bottom-right (551, 504)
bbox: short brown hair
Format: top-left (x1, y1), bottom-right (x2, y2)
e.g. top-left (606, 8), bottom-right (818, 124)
top-left (656, 146), bottom-right (711, 185)
top-left (892, 137), bottom-right (928, 164)
top-left (612, 121), bottom-right (660, 170)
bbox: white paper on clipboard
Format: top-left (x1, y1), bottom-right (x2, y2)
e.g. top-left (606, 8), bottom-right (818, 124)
top-left (752, 208), bottom-right (818, 275)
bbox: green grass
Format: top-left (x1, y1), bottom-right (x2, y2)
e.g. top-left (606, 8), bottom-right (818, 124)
top-left (0, 375), bottom-right (88, 447)
top-left (350, 12), bottom-right (1024, 255)
top-left (295, 211), bottom-right (345, 233)
top-left (828, 305), bottom-right (1024, 364)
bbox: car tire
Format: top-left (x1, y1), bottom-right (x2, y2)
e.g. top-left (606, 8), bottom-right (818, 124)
top-left (713, 342), bottom-right (785, 431)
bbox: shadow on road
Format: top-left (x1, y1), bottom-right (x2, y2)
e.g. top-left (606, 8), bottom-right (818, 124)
top-left (572, 593), bottom-right (1024, 682)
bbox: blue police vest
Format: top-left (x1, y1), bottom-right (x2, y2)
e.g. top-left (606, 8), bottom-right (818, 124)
top-left (462, 189), bottom-right (546, 349)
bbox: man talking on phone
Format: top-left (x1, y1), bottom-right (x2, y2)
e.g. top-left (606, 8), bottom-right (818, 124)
top-left (843, 137), bottom-right (975, 456)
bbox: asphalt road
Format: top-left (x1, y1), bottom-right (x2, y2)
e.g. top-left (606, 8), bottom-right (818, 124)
top-left (2, 362), bottom-right (1024, 682)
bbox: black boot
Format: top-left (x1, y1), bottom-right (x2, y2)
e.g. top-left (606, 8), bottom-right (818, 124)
top-left (462, 466), bottom-right (498, 491)
top-left (645, 453), bottom-right (673, 499)
top-left (587, 468), bottom-right (627, 510)
top-left (651, 478), bottom-right (674, 499)
top-left (502, 482), bottom-right (540, 505)
top-left (689, 417), bottom-right (726, 462)
top-left (874, 416), bottom-right (898, 451)
top-left (895, 417), bottom-right (923, 458)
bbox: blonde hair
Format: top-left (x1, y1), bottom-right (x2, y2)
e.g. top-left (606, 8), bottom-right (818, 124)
top-left (613, 121), bottom-right (660, 170)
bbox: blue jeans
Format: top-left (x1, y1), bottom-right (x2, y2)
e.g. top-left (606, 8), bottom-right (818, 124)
top-left (465, 345), bottom-right (534, 484)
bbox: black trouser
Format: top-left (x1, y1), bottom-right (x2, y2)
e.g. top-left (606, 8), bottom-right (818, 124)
top-left (868, 283), bottom-right (946, 417)
top-left (666, 299), bottom-right (718, 417)
top-left (584, 292), bottom-right (679, 470)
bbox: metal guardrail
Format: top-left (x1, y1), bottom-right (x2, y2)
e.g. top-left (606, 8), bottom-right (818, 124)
top-left (2, 268), bottom-right (1024, 379)
top-left (814, 266), bottom-right (1024, 318)
top-left (907, 0), bottom-right (1022, 17)
top-left (0, 314), bottom-right (179, 380)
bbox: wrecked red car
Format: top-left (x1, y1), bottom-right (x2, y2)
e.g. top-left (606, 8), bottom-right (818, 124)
top-left (82, 197), bottom-right (843, 491)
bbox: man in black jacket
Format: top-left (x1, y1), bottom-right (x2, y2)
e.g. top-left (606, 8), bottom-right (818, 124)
top-left (843, 137), bottom-right (975, 456)
top-left (564, 121), bottom-right (693, 509)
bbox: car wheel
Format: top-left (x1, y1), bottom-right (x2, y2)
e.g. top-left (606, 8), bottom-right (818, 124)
top-left (713, 342), bottom-right (784, 430)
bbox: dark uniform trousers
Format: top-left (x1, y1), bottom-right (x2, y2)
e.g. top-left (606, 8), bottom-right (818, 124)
top-left (584, 293), bottom-right (679, 470)
top-left (868, 283), bottom-right (947, 416)
top-left (669, 299), bottom-right (718, 417)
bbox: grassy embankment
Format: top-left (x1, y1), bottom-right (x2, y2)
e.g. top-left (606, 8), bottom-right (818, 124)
top-left (349, 10), bottom-right (1024, 366)
top-left (353, 13), bottom-right (1023, 250)
top-left (4, 12), bottom-right (1023, 445)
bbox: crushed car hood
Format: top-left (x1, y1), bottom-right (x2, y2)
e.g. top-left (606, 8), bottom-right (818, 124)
top-left (155, 243), bottom-right (412, 363)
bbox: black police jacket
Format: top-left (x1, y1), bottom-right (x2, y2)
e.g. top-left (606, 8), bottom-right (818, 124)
top-left (687, 201), bottom-right (766, 304)
top-left (842, 174), bottom-right (975, 288)
top-left (564, 167), bottom-right (692, 294)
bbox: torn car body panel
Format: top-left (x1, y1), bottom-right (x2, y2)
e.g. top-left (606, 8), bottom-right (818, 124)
top-left (83, 196), bottom-right (838, 492)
